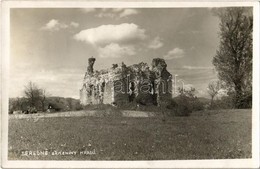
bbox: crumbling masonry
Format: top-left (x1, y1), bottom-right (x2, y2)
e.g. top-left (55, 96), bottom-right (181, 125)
top-left (80, 57), bottom-right (172, 106)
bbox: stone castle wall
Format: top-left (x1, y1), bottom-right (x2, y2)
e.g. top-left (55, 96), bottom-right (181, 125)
top-left (79, 57), bottom-right (172, 106)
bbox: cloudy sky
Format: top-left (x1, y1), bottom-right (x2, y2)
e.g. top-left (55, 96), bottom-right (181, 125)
top-left (10, 8), bottom-right (220, 99)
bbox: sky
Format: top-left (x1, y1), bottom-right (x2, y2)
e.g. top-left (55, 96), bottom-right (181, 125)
top-left (10, 8), bottom-right (221, 99)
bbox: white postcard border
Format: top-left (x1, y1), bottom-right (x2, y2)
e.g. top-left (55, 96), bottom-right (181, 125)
top-left (1, 1), bottom-right (259, 168)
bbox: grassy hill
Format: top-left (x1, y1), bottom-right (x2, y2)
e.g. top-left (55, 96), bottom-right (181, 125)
top-left (8, 109), bottom-right (251, 160)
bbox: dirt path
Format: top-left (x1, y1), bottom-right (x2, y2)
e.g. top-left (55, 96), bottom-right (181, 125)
top-left (9, 110), bottom-right (155, 119)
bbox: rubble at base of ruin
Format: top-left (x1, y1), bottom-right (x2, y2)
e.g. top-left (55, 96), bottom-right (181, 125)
top-left (79, 57), bottom-right (172, 106)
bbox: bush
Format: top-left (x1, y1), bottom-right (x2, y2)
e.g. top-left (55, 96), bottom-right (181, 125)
top-left (237, 92), bottom-right (252, 109)
top-left (135, 93), bottom-right (156, 106)
top-left (210, 92), bottom-right (252, 110)
top-left (75, 103), bottom-right (83, 111)
top-left (174, 96), bottom-right (193, 116)
top-left (166, 95), bottom-right (193, 116)
top-left (47, 102), bottom-right (62, 112)
top-left (27, 106), bottom-right (37, 114)
top-left (191, 98), bottom-right (205, 111)
top-left (220, 90), bottom-right (252, 109)
top-left (117, 102), bottom-right (138, 110)
top-left (165, 87), bottom-right (204, 116)
top-left (211, 96), bottom-right (234, 109)
top-left (22, 106), bottom-right (37, 114)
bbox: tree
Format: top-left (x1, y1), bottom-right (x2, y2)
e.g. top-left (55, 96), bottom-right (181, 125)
top-left (207, 80), bottom-right (222, 106)
top-left (178, 87), bottom-right (196, 98)
top-left (39, 89), bottom-right (47, 111)
top-left (177, 87), bottom-right (204, 111)
top-left (212, 7), bottom-right (253, 108)
top-left (24, 81), bottom-right (47, 111)
top-left (24, 82), bottom-right (41, 107)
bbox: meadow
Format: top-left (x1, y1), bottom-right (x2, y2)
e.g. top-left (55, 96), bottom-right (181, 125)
top-left (8, 109), bottom-right (252, 160)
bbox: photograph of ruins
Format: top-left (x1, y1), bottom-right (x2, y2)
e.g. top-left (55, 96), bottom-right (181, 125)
top-left (2, 2), bottom-right (259, 168)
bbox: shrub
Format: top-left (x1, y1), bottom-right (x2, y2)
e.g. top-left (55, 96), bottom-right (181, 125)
top-left (210, 92), bottom-right (252, 110)
top-left (22, 106), bottom-right (37, 114)
top-left (166, 96), bottom-right (193, 116)
top-left (217, 90), bottom-right (252, 109)
top-left (75, 103), bottom-right (83, 111)
top-left (165, 87), bottom-right (204, 116)
top-left (27, 106), bottom-right (37, 114)
top-left (117, 102), bottom-right (138, 110)
top-left (47, 102), bottom-right (62, 112)
top-left (237, 91), bottom-right (252, 109)
top-left (190, 98), bottom-right (205, 111)
top-left (173, 96), bottom-right (193, 116)
top-left (210, 97), bottom-right (234, 109)
top-left (135, 93), bottom-right (156, 106)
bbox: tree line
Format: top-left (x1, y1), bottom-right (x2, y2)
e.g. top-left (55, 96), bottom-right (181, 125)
top-left (9, 81), bottom-right (82, 114)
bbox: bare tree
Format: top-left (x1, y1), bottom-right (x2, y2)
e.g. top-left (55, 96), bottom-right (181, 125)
top-left (207, 80), bottom-right (222, 106)
top-left (212, 7), bottom-right (252, 108)
top-left (24, 81), bottom-right (48, 111)
top-left (24, 82), bottom-right (41, 107)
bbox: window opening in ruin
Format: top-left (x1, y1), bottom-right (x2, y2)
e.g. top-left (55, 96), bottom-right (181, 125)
top-left (129, 82), bottom-right (135, 102)
top-left (87, 84), bottom-right (93, 96)
top-left (150, 81), bottom-right (155, 94)
top-left (101, 82), bottom-right (105, 92)
top-left (94, 86), bottom-right (98, 97)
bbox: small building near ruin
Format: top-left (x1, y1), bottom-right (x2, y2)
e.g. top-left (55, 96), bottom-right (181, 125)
top-left (79, 57), bottom-right (172, 106)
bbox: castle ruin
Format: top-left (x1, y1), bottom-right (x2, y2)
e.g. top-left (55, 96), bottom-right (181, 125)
top-left (80, 57), bottom-right (172, 106)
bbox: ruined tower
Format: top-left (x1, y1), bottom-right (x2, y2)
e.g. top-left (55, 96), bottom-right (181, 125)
top-left (87, 57), bottom-right (96, 75)
top-left (80, 57), bottom-right (172, 106)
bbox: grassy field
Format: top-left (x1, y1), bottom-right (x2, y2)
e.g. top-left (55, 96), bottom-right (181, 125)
top-left (8, 109), bottom-right (252, 160)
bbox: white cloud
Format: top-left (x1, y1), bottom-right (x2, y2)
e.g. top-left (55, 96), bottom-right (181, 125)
top-left (41, 19), bottom-right (68, 31)
top-left (70, 22), bottom-right (79, 28)
top-left (119, 9), bottom-right (139, 18)
top-left (183, 84), bottom-right (194, 90)
top-left (163, 48), bottom-right (185, 60)
top-left (42, 19), bottom-right (79, 31)
top-left (98, 43), bottom-right (135, 58)
top-left (74, 23), bottom-right (147, 46)
top-left (44, 19), bottom-right (59, 29)
top-left (148, 36), bottom-right (163, 49)
top-left (74, 23), bottom-right (146, 58)
top-left (183, 66), bottom-right (214, 70)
